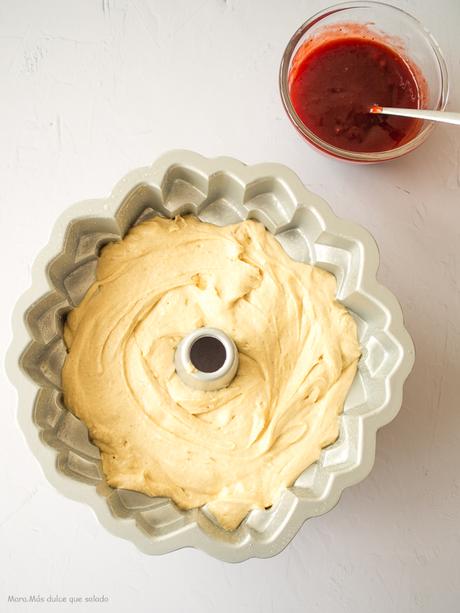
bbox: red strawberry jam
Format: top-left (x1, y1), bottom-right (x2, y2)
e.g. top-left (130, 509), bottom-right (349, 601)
top-left (289, 37), bottom-right (421, 152)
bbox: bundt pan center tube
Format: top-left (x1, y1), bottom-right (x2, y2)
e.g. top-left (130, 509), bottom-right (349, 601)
top-left (175, 327), bottom-right (239, 392)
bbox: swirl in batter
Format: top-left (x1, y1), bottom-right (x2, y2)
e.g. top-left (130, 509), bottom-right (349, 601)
top-left (62, 216), bottom-right (360, 530)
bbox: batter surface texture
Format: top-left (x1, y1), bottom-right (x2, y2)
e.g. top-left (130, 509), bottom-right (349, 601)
top-left (62, 216), bottom-right (360, 530)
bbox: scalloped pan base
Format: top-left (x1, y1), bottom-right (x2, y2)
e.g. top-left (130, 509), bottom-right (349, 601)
top-left (9, 150), bottom-right (414, 561)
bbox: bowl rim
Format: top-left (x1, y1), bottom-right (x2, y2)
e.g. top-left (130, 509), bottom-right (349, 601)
top-left (5, 150), bottom-right (415, 561)
top-left (279, 0), bottom-right (449, 162)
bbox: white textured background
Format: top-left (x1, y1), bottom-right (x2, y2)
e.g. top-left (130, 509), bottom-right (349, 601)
top-left (1, 1), bottom-right (459, 611)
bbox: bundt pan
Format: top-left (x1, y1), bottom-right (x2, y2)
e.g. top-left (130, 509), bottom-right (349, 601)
top-left (7, 150), bottom-right (414, 562)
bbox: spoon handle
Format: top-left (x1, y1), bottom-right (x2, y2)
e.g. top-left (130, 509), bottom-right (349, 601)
top-left (370, 106), bottom-right (460, 126)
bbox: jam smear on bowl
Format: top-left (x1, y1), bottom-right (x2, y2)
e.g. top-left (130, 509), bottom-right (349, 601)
top-left (289, 37), bottom-right (421, 153)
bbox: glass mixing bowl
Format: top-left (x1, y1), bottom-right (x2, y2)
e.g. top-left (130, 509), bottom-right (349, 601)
top-left (279, 1), bottom-right (449, 162)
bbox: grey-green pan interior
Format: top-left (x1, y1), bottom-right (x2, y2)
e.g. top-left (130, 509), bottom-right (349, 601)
top-left (8, 151), bottom-right (414, 562)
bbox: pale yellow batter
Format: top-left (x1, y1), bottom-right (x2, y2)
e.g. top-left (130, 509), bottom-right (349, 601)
top-left (62, 216), bottom-right (360, 530)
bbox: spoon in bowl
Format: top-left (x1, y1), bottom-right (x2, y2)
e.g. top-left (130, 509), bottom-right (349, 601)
top-left (369, 105), bottom-right (460, 126)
